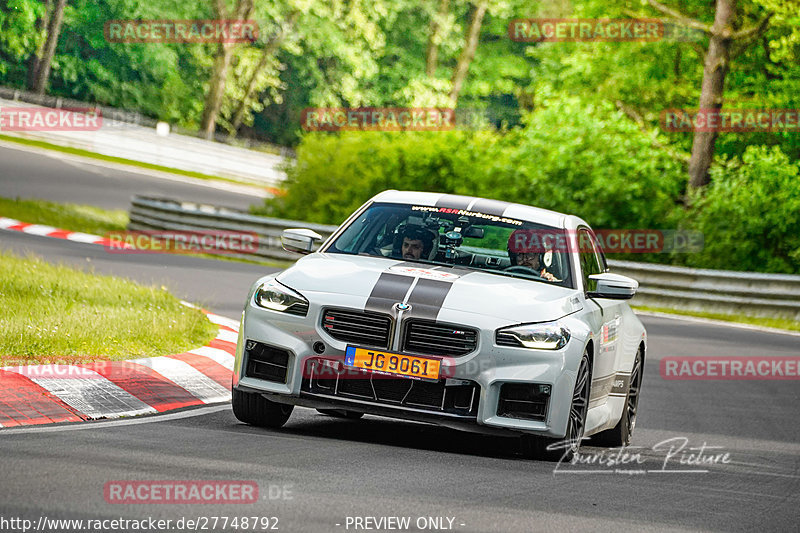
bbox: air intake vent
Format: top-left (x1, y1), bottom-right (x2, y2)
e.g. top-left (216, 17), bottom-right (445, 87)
top-left (245, 341), bottom-right (291, 383)
top-left (321, 308), bottom-right (392, 349)
top-left (403, 320), bottom-right (477, 356)
top-left (497, 383), bottom-right (550, 421)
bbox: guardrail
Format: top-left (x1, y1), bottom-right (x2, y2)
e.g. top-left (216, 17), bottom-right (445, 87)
top-left (128, 196), bottom-right (800, 320)
top-left (607, 260), bottom-right (800, 320)
top-left (128, 196), bottom-right (337, 262)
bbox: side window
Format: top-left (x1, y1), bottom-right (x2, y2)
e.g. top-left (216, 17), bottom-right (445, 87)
top-left (578, 228), bottom-right (602, 293)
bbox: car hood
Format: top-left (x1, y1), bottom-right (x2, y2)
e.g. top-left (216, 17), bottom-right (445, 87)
top-left (276, 253), bottom-right (581, 323)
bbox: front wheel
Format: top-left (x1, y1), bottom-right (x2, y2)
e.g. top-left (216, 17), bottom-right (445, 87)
top-left (521, 350), bottom-right (591, 461)
top-left (232, 388), bottom-right (293, 428)
top-left (593, 347), bottom-right (643, 447)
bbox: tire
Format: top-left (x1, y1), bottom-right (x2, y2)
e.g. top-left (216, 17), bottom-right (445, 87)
top-left (316, 408), bottom-right (364, 420)
top-left (521, 350), bottom-right (591, 461)
top-left (593, 347), bottom-right (643, 447)
top-left (232, 388), bottom-right (293, 428)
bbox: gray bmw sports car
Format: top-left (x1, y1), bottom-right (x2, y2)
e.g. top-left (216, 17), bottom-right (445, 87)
top-left (232, 190), bottom-right (646, 460)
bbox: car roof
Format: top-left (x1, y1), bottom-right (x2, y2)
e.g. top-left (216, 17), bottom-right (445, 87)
top-left (370, 190), bottom-right (589, 230)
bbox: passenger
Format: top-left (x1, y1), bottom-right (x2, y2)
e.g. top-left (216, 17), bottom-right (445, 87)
top-left (507, 229), bottom-right (558, 281)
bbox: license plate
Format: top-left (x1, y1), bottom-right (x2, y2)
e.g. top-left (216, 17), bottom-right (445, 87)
top-left (344, 346), bottom-right (440, 380)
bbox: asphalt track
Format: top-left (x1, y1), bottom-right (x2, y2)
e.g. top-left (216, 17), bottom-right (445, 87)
top-left (0, 142), bottom-right (261, 210)
top-left (1, 153), bottom-right (798, 532)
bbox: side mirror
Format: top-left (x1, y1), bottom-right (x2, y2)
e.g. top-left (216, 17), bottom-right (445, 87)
top-left (281, 228), bottom-right (323, 255)
top-left (587, 273), bottom-right (638, 300)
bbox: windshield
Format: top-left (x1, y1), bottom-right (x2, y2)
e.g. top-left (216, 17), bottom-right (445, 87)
top-left (325, 202), bottom-right (574, 288)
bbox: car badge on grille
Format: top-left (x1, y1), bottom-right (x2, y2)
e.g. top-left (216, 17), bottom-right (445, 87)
top-left (394, 302), bottom-right (411, 311)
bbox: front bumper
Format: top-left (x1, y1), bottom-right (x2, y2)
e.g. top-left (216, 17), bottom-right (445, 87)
top-left (233, 296), bottom-right (584, 439)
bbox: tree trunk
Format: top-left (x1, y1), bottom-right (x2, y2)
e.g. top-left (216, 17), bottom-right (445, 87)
top-left (31, 0), bottom-right (67, 95)
top-left (229, 11), bottom-right (299, 135)
top-left (449, 0), bottom-right (488, 105)
top-left (687, 0), bottom-right (735, 190)
top-left (425, 0), bottom-right (450, 77)
top-left (200, 45), bottom-right (235, 140)
top-left (27, 0), bottom-right (54, 90)
top-left (199, 0), bottom-right (253, 140)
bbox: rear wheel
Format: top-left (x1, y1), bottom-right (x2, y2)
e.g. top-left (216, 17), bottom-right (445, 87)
top-left (232, 388), bottom-right (293, 428)
top-left (316, 409), bottom-right (364, 419)
top-left (521, 350), bottom-right (591, 461)
top-left (593, 347), bottom-right (643, 447)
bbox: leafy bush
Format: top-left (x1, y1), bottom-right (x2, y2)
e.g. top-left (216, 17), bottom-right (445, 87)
top-left (258, 97), bottom-right (687, 231)
top-left (259, 100), bottom-right (800, 274)
top-left (257, 129), bottom-right (511, 225)
top-left (500, 97), bottom-right (686, 230)
top-left (680, 146), bottom-right (800, 274)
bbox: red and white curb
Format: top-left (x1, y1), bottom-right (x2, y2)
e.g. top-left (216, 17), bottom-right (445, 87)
top-left (0, 311), bottom-right (240, 428)
top-left (0, 216), bottom-right (128, 247)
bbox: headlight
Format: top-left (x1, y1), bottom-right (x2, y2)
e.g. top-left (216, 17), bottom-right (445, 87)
top-left (497, 322), bottom-right (570, 350)
top-left (254, 280), bottom-right (309, 316)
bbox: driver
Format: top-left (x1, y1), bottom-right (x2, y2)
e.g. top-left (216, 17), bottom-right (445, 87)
top-left (396, 226), bottom-right (435, 261)
top-left (507, 229), bottom-right (559, 282)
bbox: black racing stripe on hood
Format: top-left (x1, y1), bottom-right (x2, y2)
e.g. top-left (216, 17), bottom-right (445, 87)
top-left (365, 273), bottom-right (415, 314)
top-left (434, 194), bottom-right (473, 210)
top-left (469, 198), bottom-right (511, 217)
top-left (405, 278), bottom-right (453, 320)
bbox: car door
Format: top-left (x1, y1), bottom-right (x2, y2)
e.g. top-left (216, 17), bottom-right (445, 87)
top-left (578, 227), bottom-right (620, 408)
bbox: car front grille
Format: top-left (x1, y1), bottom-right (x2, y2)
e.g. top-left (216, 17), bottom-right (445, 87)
top-left (403, 320), bottom-right (477, 356)
top-left (302, 357), bottom-right (479, 417)
top-left (321, 308), bottom-right (392, 349)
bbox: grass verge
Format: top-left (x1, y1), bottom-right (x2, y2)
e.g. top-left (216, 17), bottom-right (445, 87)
top-left (0, 251), bottom-right (219, 365)
top-left (0, 133), bottom-right (278, 192)
top-left (633, 305), bottom-right (800, 333)
top-left (0, 195), bottom-right (128, 235)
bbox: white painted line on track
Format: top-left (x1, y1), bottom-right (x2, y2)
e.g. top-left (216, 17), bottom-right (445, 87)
top-left (65, 232), bottom-right (104, 244)
top-left (14, 367), bottom-right (157, 418)
top-left (0, 405), bottom-right (230, 435)
top-left (206, 312), bottom-right (241, 331)
top-left (20, 224), bottom-right (56, 236)
top-left (0, 217), bottom-right (19, 229)
top-left (216, 329), bottom-right (239, 344)
top-left (188, 346), bottom-right (235, 370)
top-left (128, 357), bottom-right (230, 403)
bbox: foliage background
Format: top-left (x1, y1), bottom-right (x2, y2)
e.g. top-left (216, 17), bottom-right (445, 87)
top-left (1, 0), bottom-right (798, 273)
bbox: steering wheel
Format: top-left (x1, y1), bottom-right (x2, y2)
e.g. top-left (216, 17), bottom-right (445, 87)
top-left (504, 265), bottom-right (543, 278)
